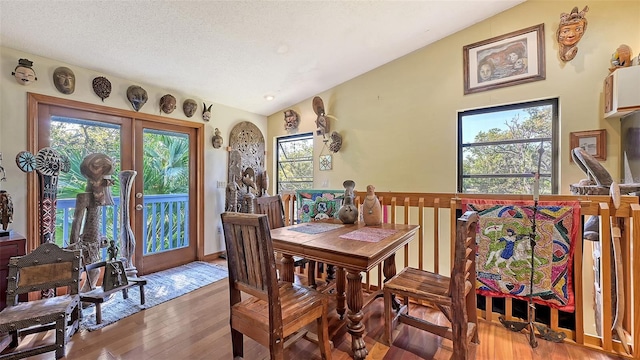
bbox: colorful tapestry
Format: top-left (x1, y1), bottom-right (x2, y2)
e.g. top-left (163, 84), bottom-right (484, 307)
top-left (463, 199), bottom-right (580, 312)
top-left (296, 189), bottom-right (344, 223)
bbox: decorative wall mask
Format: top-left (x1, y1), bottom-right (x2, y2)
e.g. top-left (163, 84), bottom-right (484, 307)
top-left (12, 58), bottom-right (37, 85)
top-left (183, 99), bottom-right (197, 118)
top-left (557, 6), bottom-right (589, 62)
top-left (92, 76), bottom-right (111, 102)
top-left (328, 131), bottom-right (343, 153)
top-left (160, 94), bottom-right (177, 114)
top-left (126, 85), bottom-right (148, 112)
top-left (312, 96), bottom-right (329, 137)
top-left (283, 109), bottom-right (300, 132)
top-left (212, 128), bottom-right (224, 149)
top-left (202, 103), bottom-right (213, 121)
top-left (53, 66), bottom-right (75, 94)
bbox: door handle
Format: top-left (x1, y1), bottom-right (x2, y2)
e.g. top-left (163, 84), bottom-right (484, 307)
top-left (135, 204), bottom-right (143, 211)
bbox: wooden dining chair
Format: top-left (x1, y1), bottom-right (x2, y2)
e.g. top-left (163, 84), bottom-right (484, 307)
top-left (0, 243), bottom-right (81, 359)
top-left (220, 212), bottom-right (332, 360)
top-left (383, 211), bottom-right (479, 360)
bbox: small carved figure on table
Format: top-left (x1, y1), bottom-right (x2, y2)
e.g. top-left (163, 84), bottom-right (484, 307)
top-left (337, 180), bottom-right (358, 224)
top-left (362, 184), bottom-right (382, 226)
top-left (107, 239), bottom-right (119, 262)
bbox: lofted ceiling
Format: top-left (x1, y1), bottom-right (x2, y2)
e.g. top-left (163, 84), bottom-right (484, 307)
top-left (0, 1), bottom-right (524, 116)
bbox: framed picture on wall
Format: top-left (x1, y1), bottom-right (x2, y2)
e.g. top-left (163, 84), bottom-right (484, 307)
top-left (570, 129), bottom-right (606, 161)
top-left (463, 24), bottom-right (546, 94)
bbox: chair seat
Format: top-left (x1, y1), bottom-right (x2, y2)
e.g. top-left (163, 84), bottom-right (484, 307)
top-left (0, 295), bottom-right (80, 332)
top-left (231, 282), bottom-right (327, 340)
top-left (385, 267), bottom-right (451, 305)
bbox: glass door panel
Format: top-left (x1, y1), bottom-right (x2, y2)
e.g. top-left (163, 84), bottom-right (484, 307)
top-left (135, 121), bottom-right (196, 273)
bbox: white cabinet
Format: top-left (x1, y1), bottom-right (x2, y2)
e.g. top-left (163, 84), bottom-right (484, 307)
top-left (604, 65), bottom-right (640, 118)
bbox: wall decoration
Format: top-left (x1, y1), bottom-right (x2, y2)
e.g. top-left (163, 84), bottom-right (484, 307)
top-left (328, 131), bottom-right (342, 153)
top-left (183, 99), bottom-right (197, 118)
top-left (283, 109), bottom-right (300, 132)
top-left (92, 76), bottom-right (111, 102)
top-left (319, 154), bottom-right (332, 171)
top-left (212, 128), bottom-right (223, 148)
top-left (312, 96), bottom-right (329, 136)
top-left (610, 44), bottom-right (633, 72)
top-left (53, 66), bottom-right (75, 94)
top-left (0, 153), bottom-right (12, 236)
top-left (557, 6), bottom-right (589, 62)
top-left (159, 94), bottom-right (177, 114)
top-left (463, 24), bottom-right (545, 94)
top-left (202, 103), bottom-right (213, 121)
top-left (570, 129), bottom-right (606, 161)
top-left (126, 85), bottom-right (148, 112)
top-left (11, 58), bottom-right (37, 85)
top-left (226, 122), bottom-right (265, 212)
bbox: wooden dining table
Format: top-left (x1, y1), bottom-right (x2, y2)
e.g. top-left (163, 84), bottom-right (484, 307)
top-left (270, 220), bottom-right (419, 360)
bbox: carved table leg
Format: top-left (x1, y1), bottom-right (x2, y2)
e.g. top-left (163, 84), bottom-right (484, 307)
top-left (307, 260), bottom-right (317, 288)
top-left (336, 267), bottom-right (346, 319)
top-left (383, 254), bottom-right (401, 311)
top-left (281, 254), bottom-right (294, 283)
top-left (346, 268), bottom-right (367, 360)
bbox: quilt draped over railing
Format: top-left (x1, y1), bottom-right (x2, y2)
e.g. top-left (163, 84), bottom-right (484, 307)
top-left (463, 199), bottom-right (580, 312)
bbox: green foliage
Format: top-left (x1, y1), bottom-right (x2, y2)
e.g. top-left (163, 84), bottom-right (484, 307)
top-left (277, 136), bottom-right (313, 193)
top-left (462, 107), bottom-right (552, 194)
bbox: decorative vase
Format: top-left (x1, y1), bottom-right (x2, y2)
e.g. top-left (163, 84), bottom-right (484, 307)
top-left (362, 185), bottom-right (382, 226)
top-left (337, 180), bottom-right (358, 224)
top-left (119, 170), bottom-right (138, 277)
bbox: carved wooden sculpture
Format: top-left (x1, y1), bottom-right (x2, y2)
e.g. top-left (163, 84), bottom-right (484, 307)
top-left (15, 147), bottom-right (69, 244)
top-left (68, 153), bottom-right (115, 292)
top-left (226, 122), bottom-right (265, 213)
top-left (556, 6), bottom-right (589, 62)
top-left (119, 170), bottom-right (137, 276)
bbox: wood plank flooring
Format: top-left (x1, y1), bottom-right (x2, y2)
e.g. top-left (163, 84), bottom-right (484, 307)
top-left (6, 262), bottom-right (626, 360)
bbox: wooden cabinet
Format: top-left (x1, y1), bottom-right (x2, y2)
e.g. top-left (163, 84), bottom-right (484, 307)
top-left (0, 232), bottom-right (26, 310)
top-left (604, 66), bottom-right (640, 118)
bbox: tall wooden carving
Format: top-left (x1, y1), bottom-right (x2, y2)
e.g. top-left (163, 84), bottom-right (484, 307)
top-left (119, 170), bottom-right (137, 276)
top-left (226, 122), bottom-right (266, 213)
top-left (15, 147), bottom-right (68, 244)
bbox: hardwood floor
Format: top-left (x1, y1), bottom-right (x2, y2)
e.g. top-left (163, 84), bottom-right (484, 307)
top-left (8, 263), bottom-right (625, 360)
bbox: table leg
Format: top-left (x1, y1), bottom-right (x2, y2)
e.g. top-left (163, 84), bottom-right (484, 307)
top-left (281, 254), bottom-right (294, 283)
top-left (336, 267), bottom-right (346, 319)
top-left (307, 260), bottom-right (317, 288)
top-left (345, 268), bottom-right (367, 360)
top-left (383, 254), bottom-right (401, 311)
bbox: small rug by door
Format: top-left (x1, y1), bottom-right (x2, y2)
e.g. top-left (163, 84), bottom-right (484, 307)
top-left (80, 261), bottom-right (228, 331)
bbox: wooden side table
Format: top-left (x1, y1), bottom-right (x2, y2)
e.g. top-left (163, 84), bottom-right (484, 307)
top-left (0, 232), bottom-right (27, 311)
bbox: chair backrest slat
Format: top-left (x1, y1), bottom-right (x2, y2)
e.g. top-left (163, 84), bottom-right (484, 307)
top-left (449, 211), bottom-right (479, 299)
top-left (254, 195), bottom-right (286, 229)
top-left (221, 212), bottom-right (280, 305)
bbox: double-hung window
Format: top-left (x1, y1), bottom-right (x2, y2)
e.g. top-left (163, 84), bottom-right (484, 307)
top-left (276, 133), bottom-right (314, 194)
top-left (458, 98), bottom-right (558, 194)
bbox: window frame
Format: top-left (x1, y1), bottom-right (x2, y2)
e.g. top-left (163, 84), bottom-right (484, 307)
top-left (275, 132), bottom-right (314, 195)
top-left (457, 98), bottom-right (559, 194)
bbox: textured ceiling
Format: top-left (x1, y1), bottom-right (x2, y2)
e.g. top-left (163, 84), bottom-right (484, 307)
top-left (0, 1), bottom-right (524, 116)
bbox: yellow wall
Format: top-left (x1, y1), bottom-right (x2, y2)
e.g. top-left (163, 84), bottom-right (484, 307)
top-left (0, 47), bottom-right (267, 255)
top-left (266, 0), bottom-right (640, 195)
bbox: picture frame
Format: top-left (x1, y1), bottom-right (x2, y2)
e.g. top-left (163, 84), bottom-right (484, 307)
top-left (570, 129), bottom-right (607, 161)
top-left (319, 154), bottom-right (332, 171)
top-left (463, 24), bottom-right (545, 94)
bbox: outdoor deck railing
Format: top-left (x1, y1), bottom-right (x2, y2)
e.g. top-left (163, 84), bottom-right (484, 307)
top-left (281, 191), bottom-right (640, 359)
top-left (56, 193), bottom-right (189, 257)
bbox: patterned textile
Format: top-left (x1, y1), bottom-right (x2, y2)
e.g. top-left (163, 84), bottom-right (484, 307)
top-left (296, 190), bottom-right (344, 223)
top-left (288, 223), bottom-right (344, 235)
top-left (463, 199), bottom-right (580, 312)
top-left (339, 228), bottom-right (398, 243)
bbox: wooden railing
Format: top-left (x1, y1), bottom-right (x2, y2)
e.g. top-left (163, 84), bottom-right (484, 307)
top-left (281, 191), bottom-right (639, 358)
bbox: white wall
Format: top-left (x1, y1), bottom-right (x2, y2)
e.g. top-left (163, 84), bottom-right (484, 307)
top-left (0, 46), bottom-right (267, 255)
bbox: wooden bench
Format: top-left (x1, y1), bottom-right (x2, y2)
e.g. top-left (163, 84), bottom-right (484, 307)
top-left (80, 261), bottom-right (147, 324)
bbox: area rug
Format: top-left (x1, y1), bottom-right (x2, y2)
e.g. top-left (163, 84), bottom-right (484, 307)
top-left (80, 261), bottom-right (228, 331)
top-left (463, 199), bottom-right (580, 312)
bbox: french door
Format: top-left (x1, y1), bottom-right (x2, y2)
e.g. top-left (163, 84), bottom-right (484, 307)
top-left (30, 94), bottom-right (201, 274)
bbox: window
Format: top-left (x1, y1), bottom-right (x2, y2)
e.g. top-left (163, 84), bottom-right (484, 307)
top-left (276, 133), bottom-right (314, 194)
top-left (458, 98), bottom-right (558, 194)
